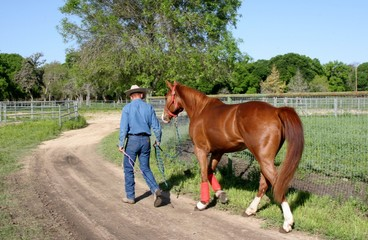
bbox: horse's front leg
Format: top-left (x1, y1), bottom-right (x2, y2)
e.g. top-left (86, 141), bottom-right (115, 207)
top-left (194, 146), bottom-right (210, 210)
top-left (209, 153), bottom-right (228, 204)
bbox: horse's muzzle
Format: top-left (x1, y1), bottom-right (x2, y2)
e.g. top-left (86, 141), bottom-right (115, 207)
top-left (161, 113), bottom-right (170, 124)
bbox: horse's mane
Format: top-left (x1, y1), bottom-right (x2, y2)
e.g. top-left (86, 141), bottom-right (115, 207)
top-left (176, 83), bottom-right (223, 106)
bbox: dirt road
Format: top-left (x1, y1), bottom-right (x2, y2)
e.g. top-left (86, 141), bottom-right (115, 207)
top-left (10, 113), bottom-right (320, 240)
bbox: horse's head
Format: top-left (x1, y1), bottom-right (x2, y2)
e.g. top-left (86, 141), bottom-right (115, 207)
top-left (161, 81), bottom-right (184, 123)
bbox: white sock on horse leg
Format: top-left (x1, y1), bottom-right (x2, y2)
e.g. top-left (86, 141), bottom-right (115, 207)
top-left (245, 196), bottom-right (261, 215)
top-left (196, 201), bottom-right (208, 210)
top-left (281, 201), bottom-right (294, 232)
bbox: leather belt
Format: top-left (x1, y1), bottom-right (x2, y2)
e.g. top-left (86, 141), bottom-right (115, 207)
top-left (128, 133), bottom-right (149, 136)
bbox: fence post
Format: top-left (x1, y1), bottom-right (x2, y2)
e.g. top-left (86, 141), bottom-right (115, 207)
top-left (14, 102), bottom-right (17, 121)
top-left (74, 101), bottom-right (79, 118)
top-left (67, 101), bottom-right (71, 120)
top-left (0, 103), bottom-right (2, 122)
top-left (334, 98), bottom-right (338, 117)
top-left (3, 103), bottom-right (7, 123)
top-left (58, 105), bottom-right (62, 127)
top-left (30, 102), bottom-right (34, 120)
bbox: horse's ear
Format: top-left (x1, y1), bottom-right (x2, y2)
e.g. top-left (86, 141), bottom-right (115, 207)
top-left (166, 80), bottom-right (173, 90)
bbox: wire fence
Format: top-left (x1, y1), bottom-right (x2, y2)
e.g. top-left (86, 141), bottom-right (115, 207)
top-left (148, 93), bottom-right (368, 201)
top-left (0, 101), bottom-right (79, 126)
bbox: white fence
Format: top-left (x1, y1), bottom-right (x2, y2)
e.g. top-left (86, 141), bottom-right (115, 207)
top-left (0, 101), bottom-right (79, 126)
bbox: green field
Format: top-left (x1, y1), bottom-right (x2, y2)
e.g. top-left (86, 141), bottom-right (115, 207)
top-left (300, 115), bottom-right (368, 181)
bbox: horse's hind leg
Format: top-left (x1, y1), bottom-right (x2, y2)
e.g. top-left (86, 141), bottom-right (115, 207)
top-left (280, 201), bottom-right (293, 233)
top-left (261, 161), bottom-right (294, 232)
top-left (209, 153), bottom-right (228, 204)
top-left (243, 173), bottom-right (268, 216)
top-left (245, 160), bottom-right (294, 232)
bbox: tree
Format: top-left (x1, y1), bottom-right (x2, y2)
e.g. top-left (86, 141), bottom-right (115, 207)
top-left (287, 69), bottom-right (309, 92)
top-left (43, 62), bottom-right (68, 100)
top-left (58, 0), bottom-right (243, 96)
top-left (14, 53), bottom-right (45, 100)
top-left (230, 59), bottom-right (270, 94)
top-left (357, 62), bottom-right (368, 91)
top-left (260, 65), bottom-right (286, 94)
top-left (0, 53), bottom-right (24, 100)
top-left (309, 75), bottom-right (329, 92)
top-left (324, 61), bottom-right (351, 92)
top-left (269, 53), bottom-right (324, 86)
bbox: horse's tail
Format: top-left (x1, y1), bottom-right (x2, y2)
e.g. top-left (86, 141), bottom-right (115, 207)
top-left (273, 107), bottom-right (304, 203)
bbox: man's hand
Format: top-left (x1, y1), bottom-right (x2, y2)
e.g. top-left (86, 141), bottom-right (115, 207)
top-left (117, 145), bottom-right (125, 153)
top-left (153, 141), bottom-right (162, 151)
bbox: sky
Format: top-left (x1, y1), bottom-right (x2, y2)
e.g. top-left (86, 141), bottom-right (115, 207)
top-left (1, 1), bottom-right (367, 65)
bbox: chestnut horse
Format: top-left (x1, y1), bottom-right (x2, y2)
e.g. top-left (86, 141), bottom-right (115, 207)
top-left (161, 81), bottom-right (304, 233)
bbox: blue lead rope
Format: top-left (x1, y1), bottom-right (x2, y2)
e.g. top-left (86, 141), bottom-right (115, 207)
top-left (153, 117), bottom-right (183, 188)
top-left (154, 144), bottom-right (169, 187)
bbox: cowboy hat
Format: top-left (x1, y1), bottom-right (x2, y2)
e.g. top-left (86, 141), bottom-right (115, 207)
top-left (125, 85), bottom-right (147, 98)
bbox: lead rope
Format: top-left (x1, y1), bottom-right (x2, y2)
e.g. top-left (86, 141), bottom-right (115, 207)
top-left (153, 117), bottom-right (183, 188)
top-left (154, 144), bottom-right (169, 187)
top-left (122, 150), bottom-right (162, 189)
top-left (158, 118), bottom-right (182, 160)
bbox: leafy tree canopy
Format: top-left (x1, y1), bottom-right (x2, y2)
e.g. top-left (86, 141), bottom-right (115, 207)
top-left (0, 53), bottom-right (24, 100)
top-left (357, 63), bottom-right (368, 91)
top-left (14, 53), bottom-right (45, 100)
top-left (269, 53), bottom-right (324, 85)
top-left (287, 69), bottom-right (309, 92)
top-left (324, 61), bottom-right (352, 92)
top-left (58, 0), bottom-right (243, 96)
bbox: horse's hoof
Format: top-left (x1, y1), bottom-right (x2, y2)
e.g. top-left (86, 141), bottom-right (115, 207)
top-left (215, 190), bottom-right (228, 204)
top-left (280, 221), bottom-right (293, 233)
top-left (195, 201), bottom-right (208, 211)
top-left (241, 211), bottom-right (255, 218)
top-left (279, 226), bottom-right (292, 233)
top-left (244, 207), bottom-right (257, 216)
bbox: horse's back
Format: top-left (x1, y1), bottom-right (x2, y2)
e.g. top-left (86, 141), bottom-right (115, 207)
top-left (190, 100), bottom-right (282, 153)
top-left (236, 101), bottom-right (281, 124)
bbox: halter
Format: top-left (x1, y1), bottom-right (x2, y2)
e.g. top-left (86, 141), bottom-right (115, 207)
top-left (165, 84), bottom-right (182, 117)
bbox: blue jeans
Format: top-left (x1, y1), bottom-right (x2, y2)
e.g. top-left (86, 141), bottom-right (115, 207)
top-left (123, 135), bottom-right (159, 200)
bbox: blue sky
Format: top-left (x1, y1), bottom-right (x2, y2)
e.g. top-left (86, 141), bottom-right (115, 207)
top-left (1, 1), bottom-right (367, 65)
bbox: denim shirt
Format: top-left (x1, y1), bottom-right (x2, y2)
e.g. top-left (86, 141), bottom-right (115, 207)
top-left (119, 99), bottom-right (162, 147)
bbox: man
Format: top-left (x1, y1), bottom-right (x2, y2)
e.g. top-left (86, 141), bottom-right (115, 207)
top-left (118, 85), bottom-right (163, 207)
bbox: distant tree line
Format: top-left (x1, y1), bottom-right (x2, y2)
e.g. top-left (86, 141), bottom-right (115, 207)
top-left (1, 0), bottom-right (367, 101)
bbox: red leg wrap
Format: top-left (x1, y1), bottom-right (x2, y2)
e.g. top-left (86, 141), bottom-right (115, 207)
top-left (208, 173), bottom-right (221, 192)
top-left (200, 182), bottom-right (210, 203)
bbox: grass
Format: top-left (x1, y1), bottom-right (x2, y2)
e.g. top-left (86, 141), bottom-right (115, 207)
top-left (300, 115), bottom-right (368, 181)
top-left (230, 114), bottom-right (368, 183)
top-left (0, 116), bottom-right (87, 240)
top-left (100, 120), bottom-right (368, 240)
